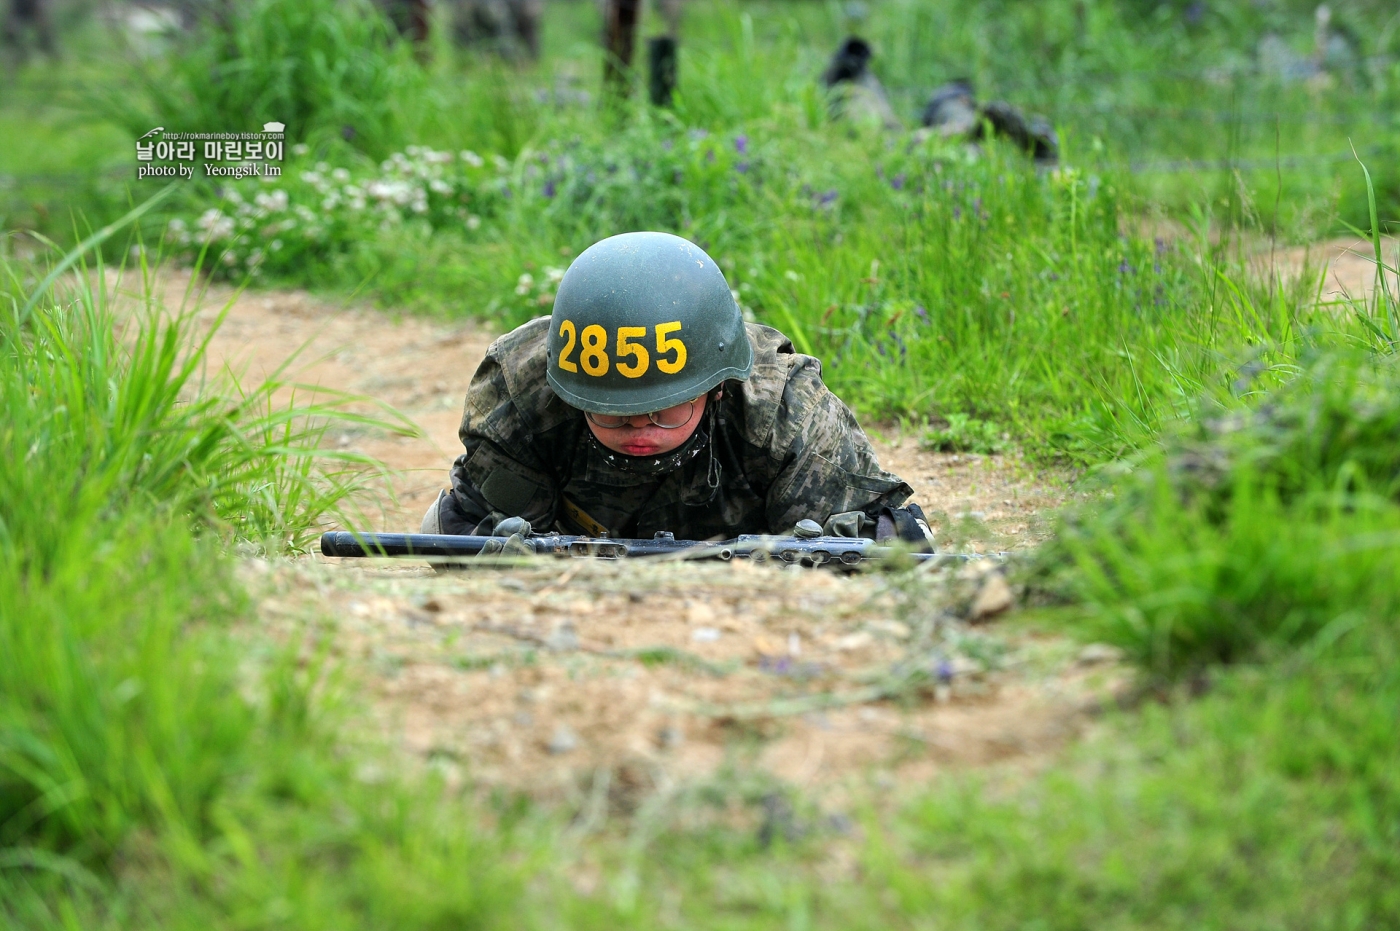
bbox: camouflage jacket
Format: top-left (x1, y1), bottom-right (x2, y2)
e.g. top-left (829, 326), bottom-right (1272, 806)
top-left (440, 318), bottom-right (912, 538)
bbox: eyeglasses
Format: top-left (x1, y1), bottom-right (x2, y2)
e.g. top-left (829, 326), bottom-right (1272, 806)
top-left (585, 398), bottom-right (698, 430)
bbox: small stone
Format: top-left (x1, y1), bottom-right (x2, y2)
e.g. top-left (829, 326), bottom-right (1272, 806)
top-left (657, 725), bottom-right (684, 750)
top-left (969, 573), bottom-right (1014, 620)
top-left (866, 619), bottom-right (911, 639)
top-left (1077, 643), bottom-right (1124, 665)
top-left (691, 626), bottom-right (721, 643)
top-left (545, 621), bottom-right (580, 651)
top-left (834, 631), bottom-right (872, 651)
top-left (547, 724), bottom-right (579, 755)
top-left (752, 634), bottom-right (780, 656)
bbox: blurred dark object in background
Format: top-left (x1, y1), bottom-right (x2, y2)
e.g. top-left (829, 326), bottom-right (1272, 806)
top-left (820, 36), bottom-right (901, 129)
top-left (648, 35), bottom-right (676, 106)
top-left (921, 80), bottom-right (1059, 165)
top-left (448, 0), bottom-right (541, 60)
top-left (381, 0), bottom-right (430, 45)
top-left (3, 0), bottom-right (57, 59)
top-left (602, 0), bottom-right (639, 96)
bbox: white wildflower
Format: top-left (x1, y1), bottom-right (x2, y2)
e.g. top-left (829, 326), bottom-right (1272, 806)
top-left (515, 273), bottom-right (534, 296)
top-left (429, 178), bottom-right (452, 195)
top-left (254, 189), bottom-right (289, 212)
top-left (545, 266), bottom-right (565, 284)
top-left (331, 167), bottom-right (351, 182)
top-left (411, 199), bottom-right (428, 213)
top-left (492, 154), bottom-right (510, 172)
top-left (367, 179), bottom-right (415, 205)
top-left (247, 248), bottom-right (264, 266)
top-left (316, 161), bottom-right (330, 172)
top-left (459, 150), bottom-right (484, 168)
top-left (196, 209), bottom-right (235, 241)
top-left (294, 204), bottom-right (316, 222)
top-left (291, 143), bottom-right (310, 156)
top-left (301, 171), bottom-right (323, 186)
top-left (322, 195), bottom-right (340, 211)
top-left (466, 214), bottom-right (481, 230)
top-left (270, 239), bottom-right (283, 251)
top-left (221, 250), bottom-right (237, 265)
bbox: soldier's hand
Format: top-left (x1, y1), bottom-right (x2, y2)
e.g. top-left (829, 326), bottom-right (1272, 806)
top-left (478, 516), bottom-right (534, 557)
top-left (822, 511), bottom-right (869, 538)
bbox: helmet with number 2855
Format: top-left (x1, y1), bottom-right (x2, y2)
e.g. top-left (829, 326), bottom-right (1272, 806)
top-left (546, 231), bottom-right (754, 416)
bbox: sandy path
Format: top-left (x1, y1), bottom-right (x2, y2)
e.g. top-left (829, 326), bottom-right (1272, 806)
top-left (127, 270), bottom-right (1109, 806)
top-left (1266, 235), bottom-right (1398, 303)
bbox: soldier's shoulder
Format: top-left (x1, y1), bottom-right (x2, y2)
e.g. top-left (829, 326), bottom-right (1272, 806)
top-left (737, 323), bottom-right (828, 445)
top-left (475, 316), bottom-right (568, 427)
top-left (487, 316), bottom-right (551, 364)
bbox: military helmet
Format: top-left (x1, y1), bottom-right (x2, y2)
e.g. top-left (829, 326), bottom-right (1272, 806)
top-left (546, 231), bottom-right (753, 416)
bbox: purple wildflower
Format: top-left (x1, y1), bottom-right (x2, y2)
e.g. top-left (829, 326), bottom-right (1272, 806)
top-left (542, 179), bottom-right (556, 198)
top-left (1118, 259), bottom-right (1133, 275)
top-left (952, 206), bottom-right (962, 221)
top-left (818, 189), bottom-right (838, 206)
top-left (734, 161), bottom-right (749, 175)
top-left (734, 134), bottom-right (748, 155)
top-left (705, 148), bottom-right (715, 164)
top-left (914, 304), bottom-right (929, 323)
top-left (890, 172), bottom-right (906, 191)
top-left (935, 658), bottom-right (955, 683)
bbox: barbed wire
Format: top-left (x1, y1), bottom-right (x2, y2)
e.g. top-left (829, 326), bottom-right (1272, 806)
top-left (886, 51), bottom-right (1397, 90)
top-left (1126, 145), bottom-right (1384, 174)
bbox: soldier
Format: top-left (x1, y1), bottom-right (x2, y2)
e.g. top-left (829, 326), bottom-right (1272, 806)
top-left (420, 231), bottom-right (931, 550)
top-left (820, 36), bottom-right (901, 131)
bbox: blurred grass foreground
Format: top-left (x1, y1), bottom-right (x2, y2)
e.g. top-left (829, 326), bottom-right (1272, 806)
top-left (2, 0), bottom-right (1400, 927)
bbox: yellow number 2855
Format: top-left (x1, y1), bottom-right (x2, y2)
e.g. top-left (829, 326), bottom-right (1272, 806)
top-left (557, 320), bottom-right (687, 378)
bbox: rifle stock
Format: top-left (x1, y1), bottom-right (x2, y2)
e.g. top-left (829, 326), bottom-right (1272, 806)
top-left (320, 531), bottom-right (1000, 567)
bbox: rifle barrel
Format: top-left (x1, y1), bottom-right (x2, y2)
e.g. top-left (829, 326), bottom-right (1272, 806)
top-left (320, 531), bottom-right (1002, 566)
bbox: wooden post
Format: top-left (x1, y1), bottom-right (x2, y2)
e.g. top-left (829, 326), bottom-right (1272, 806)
top-left (602, 0), bottom-right (641, 97)
top-left (647, 36), bottom-right (677, 106)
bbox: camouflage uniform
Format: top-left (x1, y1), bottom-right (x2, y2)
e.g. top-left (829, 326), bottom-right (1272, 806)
top-left (432, 318), bottom-right (912, 538)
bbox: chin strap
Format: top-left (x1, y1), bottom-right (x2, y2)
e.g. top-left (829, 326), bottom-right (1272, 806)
top-left (705, 400), bottom-right (721, 491)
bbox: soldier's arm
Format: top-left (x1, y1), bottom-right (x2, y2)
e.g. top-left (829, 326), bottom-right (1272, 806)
top-left (442, 345), bottom-right (559, 534)
top-left (763, 359), bottom-right (913, 535)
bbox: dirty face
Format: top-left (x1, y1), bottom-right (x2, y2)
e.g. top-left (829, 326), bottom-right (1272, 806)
top-left (584, 392), bottom-right (709, 458)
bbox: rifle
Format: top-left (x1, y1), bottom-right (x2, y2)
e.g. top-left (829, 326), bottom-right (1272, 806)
top-left (319, 530), bottom-right (1001, 568)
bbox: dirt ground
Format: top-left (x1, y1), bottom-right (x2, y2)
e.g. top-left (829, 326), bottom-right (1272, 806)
top-left (1264, 234), bottom-right (1397, 303)
top-left (125, 270), bottom-right (1121, 807)
top-left (95, 232), bottom-right (1389, 809)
